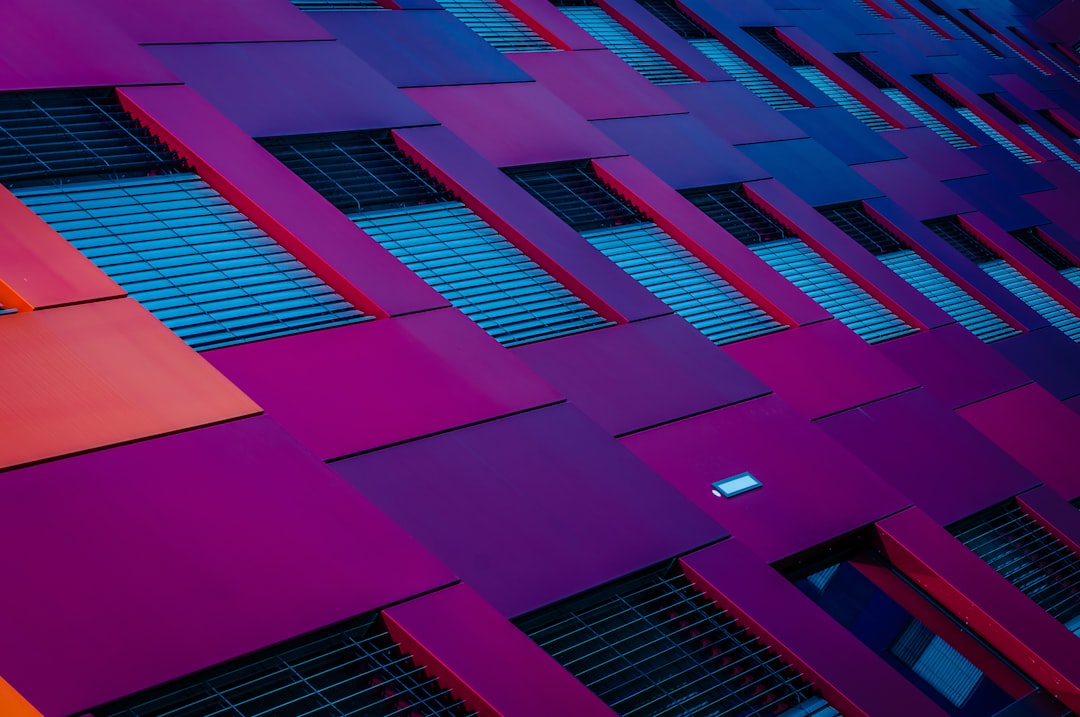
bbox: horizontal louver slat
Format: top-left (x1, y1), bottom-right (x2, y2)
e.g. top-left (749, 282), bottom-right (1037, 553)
top-left (355, 201), bottom-right (611, 346)
top-left (882, 89), bottom-right (973, 149)
top-left (955, 108), bottom-right (1039, 163)
top-left (691, 39), bottom-right (804, 110)
top-left (795, 66), bottom-right (895, 132)
top-left (1020, 124), bottom-right (1080, 171)
top-left (982, 260), bottom-right (1080, 341)
top-left (291, 0), bottom-right (387, 8)
top-left (16, 174), bottom-right (368, 351)
top-left (436, 0), bottom-right (553, 51)
top-left (560, 6), bottom-right (694, 84)
top-left (507, 162), bottom-right (644, 232)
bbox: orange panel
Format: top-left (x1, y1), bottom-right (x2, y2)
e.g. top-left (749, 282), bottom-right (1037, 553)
top-left (0, 299), bottom-right (260, 469)
top-left (0, 186), bottom-right (123, 310)
top-left (0, 677), bottom-right (43, 717)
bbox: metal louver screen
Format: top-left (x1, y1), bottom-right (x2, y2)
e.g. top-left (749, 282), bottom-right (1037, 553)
top-left (890, 621), bottom-right (983, 707)
top-left (558, 5), bottom-right (694, 84)
top-left (817, 203), bottom-right (906, 256)
top-left (681, 184), bottom-right (790, 246)
top-left (1020, 124), bottom-right (1080, 171)
top-left (744, 27), bottom-right (811, 66)
top-left (854, 0), bottom-right (887, 19)
top-left (516, 569), bottom-right (838, 717)
top-left (291, 0), bottom-right (387, 8)
top-left (354, 201), bottom-right (612, 346)
top-left (837, 54), bottom-right (894, 89)
top-left (637, 0), bottom-right (709, 39)
top-left (691, 39), bottom-right (804, 111)
top-left (16, 175), bottom-right (368, 351)
top-left (955, 108), bottom-right (1039, 163)
top-left (90, 614), bottom-right (477, 717)
top-left (1010, 227), bottom-right (1076, 271)
top-left (507, 162), bottom-right (644, 232)
top-left (581, 222), bottom-right (784, 344)
top-left (918, 1), bottom-right (1002, 55)
top-left (924, 217), bottom-right (999, 264)
top-left (436, 0), bottom-right (554, 51)
top-left (794, 66), bottom-right (895, 132)
top-left (898, 2), bottom-right (947, 40)
top-left (882, 88), bottom-right (973, 149)
top-left (952, 503), bottom-right (1080, 635)
top-left (0, 89), bottom-right (186, 189)
top-left (914, 74), bottom-right (963, 108)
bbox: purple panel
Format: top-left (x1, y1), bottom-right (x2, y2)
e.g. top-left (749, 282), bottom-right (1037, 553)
top-left (0, 416), bottom-right (454, 717)
top-left (621, 395), bottom-right (910, 561)
top-left (958, 384), bottom-right (1080, 499)
top-left (989, 73), bottom-right (1057, 110)
top-left (994, 328), bottom-right (1080, 399)
top-left (385, 585), bottom-right (617, 717)
top-left (207, 310), bottom-right (562, 461)
top-left (334, 403), bottom-right (726, 618)
top-left (120, 84), bottom-right (443, 316)
top-left (511, 50), bottom-right (685, 120)
top-left (313, 11), bottom-right (533, 88)
top-left (854, 159), bottom-right (976, 220)
top-left (682, 541), bottom-right (949, 717)
top-left (882, 128), bottom-right (988, 181)
top-left (0, 0), bottom-right (177, 91)
top-left (1068, 394), bottom-right (1080, 418)
top-left (877, 509), bottom-right (1080, 713)
top-left (816, 389), bottom-right (1039, 525)
top-left (946, 174), bottom-right (1057, 232)
top-left (404, 83), bottom-right (626, 167)
top-left (738, 138), bottom-right (883, 206)
top-left (1024, 188), bottom-right (1080, 242)
top-left (513, 315), bottom-right (770, 436)
top-left (1034, 1), bottom-right (1080, 43)
top-left (664, 83), bottom-right (809, 146)
top-left (146, 42), bottom-right (436, 138)
top-left (592, 114), bottom-right (768, 189)
top-left (957, 146), bottom-right (1057, 193)
top-left (92, 0), bottom-right (332, 43)
top-left (876, 323), bottom-right (1030, 409)
top-left (784, 106), bottom-right (907, 165)
top-left (723, 321), bottom-right (919, 420)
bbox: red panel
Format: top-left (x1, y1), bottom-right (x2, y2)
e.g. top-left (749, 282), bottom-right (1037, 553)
top-left (621, 395), bottom-right (909, 562)
top-left (958, 383), bottom-right (1080, 499)
top-left (384, 585), bottom-right (617, 717)
top-left (206, 309), bottom-right (562, 461)
top-left (0, 299), bottom-right (259, 470)
top-left (92, 0), bottom-right (333, 43)
top-left (0, 679), bottom-right (41, 717)
top-left (876, 509), bottom-right (1080, 712)
top-left (682, 541), bottom-right (949, 717)
top-left (0, 187), bottom-right (123, 310)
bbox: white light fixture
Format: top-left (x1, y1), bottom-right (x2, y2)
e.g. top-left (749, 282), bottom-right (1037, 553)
top-left (711, 471), bottom-right (762, 498)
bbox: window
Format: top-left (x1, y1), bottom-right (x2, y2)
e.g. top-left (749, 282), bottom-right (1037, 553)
top-left (1008, 27), bottom-right (1080, 80)
top-left (435, 0), bottom-right (554, 52)
top-left (746, 29), bottom-right (893, 131)
top-left (958, 10), bottom-right (1048, 73)
top-left (1037, 110), bottom-right (1080, 146)
top-left (88, 612), bottom-right (476, 717)
top-left (1010, 227), bottom-right (1080, 292)
top-left (291, 0), bottom-right (388, 9)
top-left (914, 0), bottom-right (1003, 56)
top-left (683, 184), bottom-right (916, 343)
top-left (981, 95), bottom-right (1080, 172)
top-left (260, 132), bottom-right (611, 347)
top-left (925, 216), bottom-right (1080, 342)
top-left (516, 565), bottom-right (839, 717)
top-left (638, 0), bottom-right (804, 110)
top-left (552, 0), bottom-right (693, 84)
top-left (508, 162), bottom-right (784, 344)
top-left (0, 90), bottom-right (368, 351)
top-left (819, 202), bottom-right (1017, 343)
top-left (951, 501), bottom-right (1080, 636)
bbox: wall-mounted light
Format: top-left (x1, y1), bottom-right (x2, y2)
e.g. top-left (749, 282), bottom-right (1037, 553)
top-left (711, 471), bottom-right (762, 498)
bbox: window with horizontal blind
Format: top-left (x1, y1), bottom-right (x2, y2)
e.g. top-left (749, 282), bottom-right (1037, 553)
top-left (1, 89), bottom-right (368, 351)
top-left (819, 202), bottom-right (1017, 343)
top-left (435, 0), bottom-right (554, 52)
top-left (951, 501), bottom-right (1080, 637)
top-left (507, 162), bottom-right (784, 344)
top-left (553, 0), bottom-right (693, 84)
top-left (87, 612), bottom-right (477, 717)
top-left (260, 132), bottom-right (611, 347)
top-left (684, 184), bottom-right (916, 343)
top-left (516, 565), bottom-right (839, 717)
top-left (925, 216), bottom-right (1080, 342)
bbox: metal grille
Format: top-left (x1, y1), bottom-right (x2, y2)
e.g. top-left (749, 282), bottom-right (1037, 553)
top-left (1020, 124), bottom-right (1080, 171)
top-left (507, 162), bottom-right (645, 232)
top-left (1011, 227), bottom-right (1076, 271)
top-left (818, 202), bottom-right (905, 256)
top-left (691, 39), bottom-right (804, 111)
top-left (0, 89), bottom-right (186, 189)
top-left (890, 621), bottom-right (983, 707)
top-left (637, 0), bottom-right (709, 39)
top-left (744, 27), bottom-right (811, 67)
top-left (557, 5), bottom-right (694, 84)
top-left (913, 74), bottom-right (963, 108)
top-left (955, 108), bottom-right (1039, 163)
top-left (795, 66), bottom-right (895, 132)
top-left (258, 132), bottom-right (451, 214)
top-left (1037, 110), bottom-right (1079, 140)
top-left (924, 216), bottom-right (1000, 264)
top-left (837, 53), bottom-right (894, 89)
top-left (982, 260), bottom-right (1080, 341)
top-left (854, 0), bottom-right (887, 19)
top-left (882, 88), bottom-right (973, 149)
top-left (681, 184), bottom-right (790, 246)
top-left (581, 222), bottom-right (784, 345)
top-left (16, 175), bottom-right (369, 351)
top-left (895, 0), bottom-right (948, 40)
top-left (92, 615), bottom-right (477, 717)
top-left (291, 0), bottom-right (387, 8)
top-left (917, 0), bottom-right (1002, 56)
top-left (354, 201), bottom-right (611, 346)
top-left (435, 0), bottom-right (554, 52)
top-left (516, 569), bottom-right (838, 717)
top-left (952, 502), bottom-right (1080, 634)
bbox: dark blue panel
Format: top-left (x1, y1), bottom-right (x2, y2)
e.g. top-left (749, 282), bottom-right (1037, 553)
top-left (738, 138), bottom-right (882, 206)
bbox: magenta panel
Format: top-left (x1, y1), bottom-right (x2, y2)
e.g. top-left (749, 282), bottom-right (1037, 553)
top-left (0, 416), bottom-right (454, 717)
top-left (958, 383), bottom-right (1080, 500)
top-left (817, 389), bottom-right (1039, 526)
top-left (207, 310), bottom-right (561, 461)
top-left (512, 50), bottom-right (685, 120)
top-left (854, 159), bottom-right (977, 220)
top-left (0, 0), bottom-right (176, 91)
top-left (876, 323), bottom-right (1030, 409)
top-left (120, 84), bottom-right (443, 316)
top-left (882, 128), bottom-right (988, 181)
top-left (404, 83), bottom-right (626, 167)
top-left (333, 403), bottom-right (726, 618)
top-left (663, 83), bottom-right (809, 146)
top-left (513, 315), bottom-right (770, 436)
top-left (92, 0), bottom-right (332, 43)
top-left (385, 585), bottom-right (616, 717)
top-left (723, 321), bottom-right (919, 420)
top-left (682, 540), bottom-right (948, 717)
top-left (621, 395), bottom-right (909, 562)
top-left (146, 41), bottom-right (437, 138)
top-left (877, 509), bottom-right (1080, 712)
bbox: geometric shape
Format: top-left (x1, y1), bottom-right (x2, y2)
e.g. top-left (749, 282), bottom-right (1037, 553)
top-left (795, 66), bottom-right (895, 132)
top-left (693, 38), bottom-right (805, 111)
top-left (744, 26), bottom-right (813, 67)
top-left (957, 107), bottom-right (1039, 163)
top-left (883, 88), bottom-right (974, 149)
top-left (711, 470), bottom-right (762, 497)
top-left (507, 161), bottom-right (644, 232)
top-left (890, 621), bottom-right (984, 707)
top-left (982, 259), bottom-right (1080, 341)
top-left (436, 0), bottom-right (554, 52)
